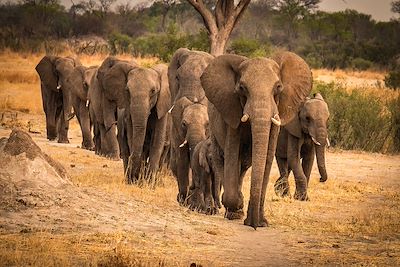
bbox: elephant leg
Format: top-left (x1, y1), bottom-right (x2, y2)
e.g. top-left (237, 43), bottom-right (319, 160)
top-left (203, 172), bottom-right (217, 215)
top-left (117, 109), bottom-right (130, 180)
top-left (93, 121), bottom-right (102, 155)
top-left (258, 124), bottom-right (280, 227)
top-left (41, 84), bottom-right (57, 140)
top-left (210, 137), bottom-right (223, 209)
top-left (103, 124), bottom-right (120, 159)
top-left (301, 143), bottom-right (315, 184)
top-left (148, 116), bottom-right (168, 174)
top-left (275, 156), bottom-right (290, 197)
top-left (223, 127), bottom-right (243, 220)
top-left (176, 147), bottom-right (190, 204)
top-left (56, 104), bottom-right (69, 143)
top-left (288, 135), bottom-right (308, 201)
top-left (78, 101), bottom-right (94, 150)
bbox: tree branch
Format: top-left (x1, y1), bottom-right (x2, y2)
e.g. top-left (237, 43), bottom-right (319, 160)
top-left (187, 0), bottom-right (218, 34)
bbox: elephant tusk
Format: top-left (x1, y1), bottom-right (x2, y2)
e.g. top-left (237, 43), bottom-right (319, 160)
top-left (168, 105), bottom-right (175, 113)
top-left (56, 84), bottom-right (62, 90)
top-left (271, 114), bottom-right (281, 126)
top-left (179, 139), bottom-right (188, 148)
top-left (86, 100), bottom-right (90, 107)
top-left (312, 137), bottom-right (321, 146)
top-left (326, 137), bottom-right (330, 148)
top-left (241, 114), bottom-right (249, 122)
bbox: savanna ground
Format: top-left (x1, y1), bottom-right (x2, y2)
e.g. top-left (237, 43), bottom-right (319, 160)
top-left (0, 51), bottom-right (399, 266)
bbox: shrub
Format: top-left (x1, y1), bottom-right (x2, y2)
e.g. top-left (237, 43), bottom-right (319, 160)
top-left (350, 57), bottom-right (373, 71)
top-left (229, 38), bottom-right (269, 58)
top-left (385, 70), bottom-right (400, 90)
top-left (313, 82), bottom-right (400, 153)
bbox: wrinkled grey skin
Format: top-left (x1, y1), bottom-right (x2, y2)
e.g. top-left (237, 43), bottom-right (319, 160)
top-left (87, 57), bottom-right (137, 159)
top-left (116, 64), bottom-right (171, 183)
top-left (35, 56), bottom-right (93, 148)
top-left (275, 93), bottom-right (330, 198)
top-left (168, 48), bottom-right (214, 204)
top-left (201, 52), bottom-right (312, 229)
top-left (188, 138), bottom-right (221, 215)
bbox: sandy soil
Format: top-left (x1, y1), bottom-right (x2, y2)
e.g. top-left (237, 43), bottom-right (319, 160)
top-left (0, 112), bottom-right (399, 266)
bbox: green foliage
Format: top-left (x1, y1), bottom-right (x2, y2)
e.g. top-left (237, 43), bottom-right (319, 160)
top-left (385, 70), bottom-right (400, 90)
top-left (313, 82), bottom-right (400, 153)
top-left (350, 57), bottom-right (374, 71)
top-left (229, 38), bottom-right (269, 58)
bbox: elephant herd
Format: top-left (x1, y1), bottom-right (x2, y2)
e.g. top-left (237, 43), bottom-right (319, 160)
top-left (35, 48), bottom-right (330, 229)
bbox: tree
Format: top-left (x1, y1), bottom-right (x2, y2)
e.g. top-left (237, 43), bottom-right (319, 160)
top-left (186, 0), bottom-right (251, 55)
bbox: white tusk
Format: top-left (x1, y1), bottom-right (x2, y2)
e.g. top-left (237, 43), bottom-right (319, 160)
top-left (86, 100), bottom-right (90, 107)
top-left (312, 137), bottom-right (321, 146)
top-left (168, 105), bottom-right (175, 113)
top-left (56, 84), bottom-right (62, 90)
top-left (271, 114), bottom-right (281, 126)
top-left (326, 138), bottom-right (330, 148)
top-left (179, 139), bottom-right (188, 148)
top-left (241, 114), bottom-right (249, 122)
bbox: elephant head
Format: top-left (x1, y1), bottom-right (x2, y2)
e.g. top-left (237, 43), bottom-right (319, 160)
top-left (286, 93), bottom-right (330, 182)
top-left (101, 60), bottom-right (171, 179)
top-left (171, 96), bottom-right (209, 155)
top-left (35, 56), bottom-right (82, 122)
top-left (201, 51), bottom-right (312, 228)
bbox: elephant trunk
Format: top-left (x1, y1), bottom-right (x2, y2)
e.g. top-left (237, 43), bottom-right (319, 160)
top-left (312, 123), bottom-right (328, 182)
top-left (62, 89), bottom-right (74, 122)
top-left (128, 99), bottom-right (149, 182)
top-left (186, 126), bottom-right (207, 159)
top-left (246, 101), bottom-right (273, 229)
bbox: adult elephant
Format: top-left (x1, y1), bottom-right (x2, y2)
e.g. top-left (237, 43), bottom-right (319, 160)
top-left (201, 51), bottom-right (312, 229)
top-left (114, 64), bottom-right (171, 183)
top-left (36, 56), bottom-right (93, 149)
top-left (168, 48), bottom-right (214, 204)
top-left (275, 93), bottom-right (330, 198)
top-left (88, 57), bottom-right (137, 159)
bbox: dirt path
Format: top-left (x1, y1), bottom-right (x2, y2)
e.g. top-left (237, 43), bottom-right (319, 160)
top-left (1, 112), bottom-right (399, 266)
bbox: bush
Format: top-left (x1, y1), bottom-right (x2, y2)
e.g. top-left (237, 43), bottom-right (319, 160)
top-left (313, 82), bottom-right (400, 153)
top-left (350, 57), bottom-right (373, 71)
top-left (229, 38), bottom-right (269, 58)
top-left (385, 70), bottom-right (400, 90)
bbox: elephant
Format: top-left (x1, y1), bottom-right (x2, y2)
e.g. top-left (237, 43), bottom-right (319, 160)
top-left (114, 64), bottom-right (171, 182)
top-left (168, 48), bottom-right (214, 204)
top-left (188, 138), bottom-right (221, 215)
top-left (200, 51), bottom-right (312, 229)
top-left (88, 57), bottom-right (137, 159)
top-left (274, 93), bottom-right (330, 198)
top-left (35, 56), bottom-right (94, 149)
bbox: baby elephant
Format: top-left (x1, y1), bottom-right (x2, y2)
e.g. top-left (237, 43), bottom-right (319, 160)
top-left (275, 93), bottom-right (330, 200)
top-left (187, 138), bottom-right (221, 215)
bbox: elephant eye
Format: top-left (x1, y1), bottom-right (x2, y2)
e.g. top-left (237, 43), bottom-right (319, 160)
top-left (181, 120), bottom-right (187, 129)
top-left (274, 82), bottom-right (283, 95)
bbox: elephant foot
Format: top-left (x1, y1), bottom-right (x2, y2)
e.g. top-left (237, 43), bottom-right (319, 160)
top-left (320, 176), bottom-right (328, 183)
top-left (177, 193), bottom-right (188, 205)
top-left (81, 141), bottom-right (95, 151)
top-left (294, 190), bottom-right (309, 201)
top-left (57, 138), bottom-right (69, 144)
top-left (274, 178), bottom-right (290, 198)
top-left (47, 136), bottom-right (57, 141)
top-left (244, 206), bottom-right (269, 229)
top-left (225, 209), bottom-right (244, 220)
top-left (187, 189), bottom-right (205, 211)
top-left (214, 199), bottom-right (222, 209)
top-left (204, 196), bottom-right (218, 215)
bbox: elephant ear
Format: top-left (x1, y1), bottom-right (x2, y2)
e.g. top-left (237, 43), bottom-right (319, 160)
top-left (284, 115), bottom-right (302, 138)
top-left (152, 64), bottom-right (172, 119)
top-left (201, 54), bottom-right (247, 129)
top-left (35, 56), bottom-right (58, 91)
top-left (198, 141), bottom-right (210, 173)
top-left (168, 48), bottom-right (191, 102)
top-left (102, 62), bottom-right (136, 109)
top-left (272, 51), bottom-right (313, 125)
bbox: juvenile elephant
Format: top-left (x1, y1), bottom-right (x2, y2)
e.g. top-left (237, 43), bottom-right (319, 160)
top-left (88, 57), bottom-right (137, 159)
top-left (188, 138), bottom-right (221, 215)
top-left (168, 48), bottom-right (214, 203)
top-left (35, 56), bottom-right (93, 149)
top-left (201, 51), bottom-right (312, 229)
top-left (274, 93), bottom-right (330, 198)
top-left (115, 64), bottom-right (171, 182)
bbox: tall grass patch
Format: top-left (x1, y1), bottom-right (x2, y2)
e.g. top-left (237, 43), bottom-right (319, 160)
top-left (313, 82), bottom-right (400, 153)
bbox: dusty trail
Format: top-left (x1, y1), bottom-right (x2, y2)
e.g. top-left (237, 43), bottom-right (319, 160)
top-left (0, 113), bottom-right (399, 266)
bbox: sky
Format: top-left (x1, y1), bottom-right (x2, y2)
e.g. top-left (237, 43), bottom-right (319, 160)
top-left (318, 0), bottom-right (396, 21)
top-left (52, 0), bottom-right (398, 22)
